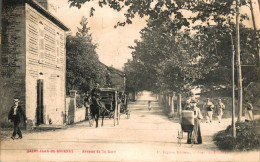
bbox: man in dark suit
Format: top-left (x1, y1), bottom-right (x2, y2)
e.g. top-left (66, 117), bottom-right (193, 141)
top-left (91, 83), bottom-right (102, 107)
top-left (8, 99), bottom-right (27, 140)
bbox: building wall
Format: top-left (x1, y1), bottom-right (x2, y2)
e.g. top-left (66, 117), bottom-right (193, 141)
top-left (25, 4), bottom-right (66, 126)
top-left (0, 1), bottom-right (26, 127)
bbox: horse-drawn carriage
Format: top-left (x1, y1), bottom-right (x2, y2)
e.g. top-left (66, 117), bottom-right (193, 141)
top-left (85, 88), bottom-right (120, 127)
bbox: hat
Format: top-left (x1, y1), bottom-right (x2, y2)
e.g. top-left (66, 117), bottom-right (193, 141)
top-left (13, 99), bottom-right (20, 102)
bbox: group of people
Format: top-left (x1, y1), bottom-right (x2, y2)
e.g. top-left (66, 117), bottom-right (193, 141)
top-left (203, 98), bottom-right (254, 123)
top-left (183, 97), bottom-right (255, 145)
top-left (186, 98), bottom-right (226, 123)
top-left (204, 98), bottom-right (225, 123)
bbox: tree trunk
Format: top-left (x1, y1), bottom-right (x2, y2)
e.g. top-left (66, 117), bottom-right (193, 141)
top-left (231, 32), bottom-right (236, 138)
top-left (177, 94), bottom-right (182, 117)
top-left (236, 0), bottom-right (243, 122)
top-left (249, 0), bottom-right (260, 65)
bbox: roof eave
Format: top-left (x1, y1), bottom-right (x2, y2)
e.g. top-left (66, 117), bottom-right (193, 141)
top-left (26, 0), bottom-right (70, 31)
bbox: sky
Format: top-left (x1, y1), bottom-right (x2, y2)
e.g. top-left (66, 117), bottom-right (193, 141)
top-left (48, 0), bottom-right (147, 70)
top-left (48, 0), bottom-right (260, 70)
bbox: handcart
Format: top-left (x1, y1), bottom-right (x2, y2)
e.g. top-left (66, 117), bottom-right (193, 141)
top-left (177, 110), bottom-right (196, 146)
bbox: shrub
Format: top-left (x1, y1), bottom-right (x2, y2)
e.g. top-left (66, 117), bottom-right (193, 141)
top-left (213, 119), bottom-right (260, 151)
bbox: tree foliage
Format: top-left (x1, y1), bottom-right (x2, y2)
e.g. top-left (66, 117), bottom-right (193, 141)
top-left (68, 0), bottom-right (249, 30)
top-left (124, 19), bottom-right (201, 94)
top-left (66, 16), bottom-right (106, 93)
top-left (124, 17), bottom-right (258, 95)
top-left (68, 0), bottom-right (258, 95)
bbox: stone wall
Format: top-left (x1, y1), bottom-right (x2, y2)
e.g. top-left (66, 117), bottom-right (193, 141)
top-left (0, 1), bottom-right (26, 127)
top-left (66, 90), bottom-right (87, 125)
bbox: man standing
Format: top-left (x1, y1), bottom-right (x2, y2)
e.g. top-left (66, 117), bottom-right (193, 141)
top-left (8, 99), bottom-right (27, 140)
top-left (91, 83), bottom-right (101, 107)
top-left (216, 99), bottom-right (225, 123)
top-left (204, 98), bottom-right (214, 123)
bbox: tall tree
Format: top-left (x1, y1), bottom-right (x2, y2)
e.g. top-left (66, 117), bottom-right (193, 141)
top-left (66, 16), bottom-right (106, 93)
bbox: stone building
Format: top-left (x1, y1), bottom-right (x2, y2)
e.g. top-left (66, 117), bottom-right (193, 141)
top-left (0, 0), bottom-right (69, 127)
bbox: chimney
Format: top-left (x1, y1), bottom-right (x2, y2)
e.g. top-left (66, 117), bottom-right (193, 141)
top-left (35, 0), bottom-right (48, 10)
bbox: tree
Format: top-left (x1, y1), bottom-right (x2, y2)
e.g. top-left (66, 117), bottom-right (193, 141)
top-left (66, 16), bottom-right (106, 93)
top-left (124, 19), bottom-right (202, 96)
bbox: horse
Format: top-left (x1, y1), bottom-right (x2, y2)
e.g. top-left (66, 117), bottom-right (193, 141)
top-left (85, 96), bottom-right (114, 128)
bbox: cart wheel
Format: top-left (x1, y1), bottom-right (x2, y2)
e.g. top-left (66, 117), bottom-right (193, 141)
top-left (127, 110), bottom-right (130, 119)
top-left (177, 130), bottom-right (183, 146)
top-left (89, 119), bottom-right (93, 127)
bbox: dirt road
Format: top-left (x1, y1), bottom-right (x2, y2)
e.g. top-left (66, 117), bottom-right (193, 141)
top-left (1, 91), bottom-right (259, 161)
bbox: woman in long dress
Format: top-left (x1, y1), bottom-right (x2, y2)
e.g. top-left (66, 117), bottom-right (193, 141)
top-left (186, 99), bottom-right (203, 144)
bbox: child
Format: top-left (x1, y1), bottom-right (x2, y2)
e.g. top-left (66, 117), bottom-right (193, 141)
top-left (148, 100), bottom-right (151, 111)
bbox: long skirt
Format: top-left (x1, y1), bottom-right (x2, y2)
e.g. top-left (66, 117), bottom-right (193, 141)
top-left (245, 109), bottom-right (254, 121)
top-left (187, 118), bottom-right (202, 144)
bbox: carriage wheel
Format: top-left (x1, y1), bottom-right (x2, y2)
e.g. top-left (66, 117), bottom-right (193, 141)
top-left (89, 119), bottom-right (93, 127)
top-left (177, 130), bottom-right (183, 146)
top-left (88, 116), bottom-right (93, 127)
top-left (127, 111), bottom-right (130, 119)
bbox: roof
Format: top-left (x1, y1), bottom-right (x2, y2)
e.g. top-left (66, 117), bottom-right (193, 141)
top-left (26, 0), bottom-right (70, 31)
top-left (99, 62), bottom-right (125, 77)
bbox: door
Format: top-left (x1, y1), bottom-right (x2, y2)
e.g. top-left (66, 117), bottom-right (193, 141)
top-left (37, 79), bottom-right (44, 125)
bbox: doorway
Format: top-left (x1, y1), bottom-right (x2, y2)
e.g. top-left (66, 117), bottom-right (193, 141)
top-left (37, 79), bottom-right (44, 125)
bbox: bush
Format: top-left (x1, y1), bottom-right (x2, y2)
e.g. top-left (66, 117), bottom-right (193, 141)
top-left (213, 119), bottom-right (260, 151)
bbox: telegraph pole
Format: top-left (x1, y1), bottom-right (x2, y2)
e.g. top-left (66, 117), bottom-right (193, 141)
top-left (236, 0), bottom-right (243, 122)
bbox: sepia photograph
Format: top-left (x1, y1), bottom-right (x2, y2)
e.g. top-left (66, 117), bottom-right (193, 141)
top-left (0, 0), bottom-right (260, 161)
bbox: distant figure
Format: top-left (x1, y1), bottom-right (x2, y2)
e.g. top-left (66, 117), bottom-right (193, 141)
top-left (186, 99), bottom-right (203, 144)
top-left (148, 100), bottom-right (151, 111)
top-left (245, 100), bottom-right (254, 122)
top-left (204, 98), bottom-right (214, 123)
top-left (8, 99), bottom-right (27, 140)
top-left (215, 99), bottom-right (225, 123)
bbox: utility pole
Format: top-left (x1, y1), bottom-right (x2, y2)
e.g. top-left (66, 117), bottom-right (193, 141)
top-left (249, 0), bottom-right (260, 65)
top-left (236, 0), bottom-right (243, 122)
